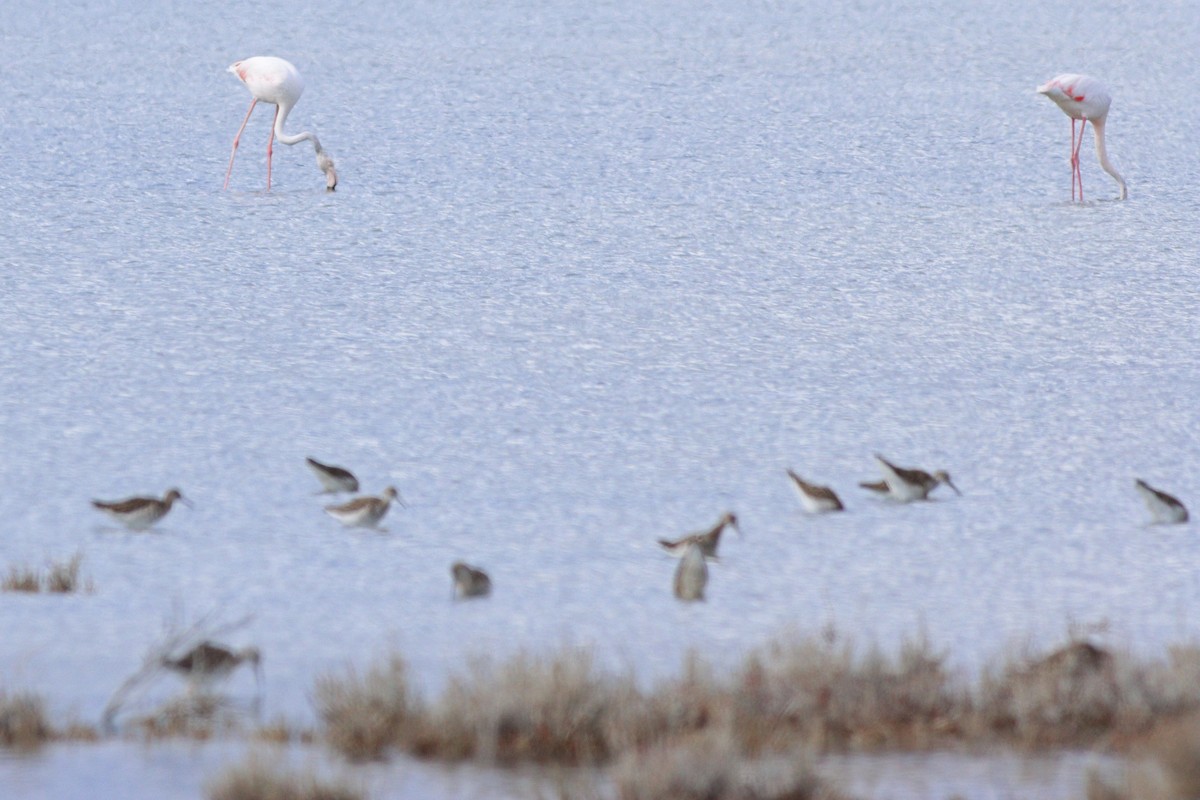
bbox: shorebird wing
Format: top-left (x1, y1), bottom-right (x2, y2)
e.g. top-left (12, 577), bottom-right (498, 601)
top-left (326, 496), bottom-right (376, 514)
top-left (92, 496), bottom-right (156, 514)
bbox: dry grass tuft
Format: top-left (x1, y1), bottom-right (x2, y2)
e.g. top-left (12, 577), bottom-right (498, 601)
top-left (422, 648), bottom-right (655, 764)
top-left (309, 630), bottom-right (1200, 769)
top-left (978, 639), bottom-right (1119, 745)
top-left (59, 720), bottom-right (102, 742)
top-left (2, 566), bottom-right (41, 593)
top-left (2, 553), bottom-right (91, 594)
top-left (206, 755), bottom-right (366, 800)
top-left (1081, 713), bottom-right (1200, 800)
top-left (726, 629), bottom-right (964, 753)
top-left (314, 656), bottom-right (420, 761)
top-left (612, 731), bottom-right (854, 800)
top-left (45, 553), bottom-right (87, 593)
top-left (255, 717), bottom-right (314, 745)
top-left (1142, 714), bottom-right (1200, 799)
top-left (0, 689), bottom-right (53, 749)
top-left (1084, 768), bottom-right (1129, 800)
top-left (977, 639), bottom-right (1200, 747)
top-left (131, 693), bottom-right (248, 741)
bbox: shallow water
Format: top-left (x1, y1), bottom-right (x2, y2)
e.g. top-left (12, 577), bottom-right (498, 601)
top-left (0, 742), bottom-right (1117, 800)
top-left (3, 0), bottom-right (1200, 795)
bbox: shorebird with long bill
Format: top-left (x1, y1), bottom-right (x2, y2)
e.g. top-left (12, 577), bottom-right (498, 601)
top-left (787, 469), bottom-right (844, 513)
top-left (673, 542), bottom-right (708, 602)
top-left (92, 488), bottom-right (191, 530)
top-left (1135, 479), bottom-right (1188, 524)
top-left (451, 562), bottom-right (492, 599)
top-left (163, 641), bottom-right (263, 698)
top-left (325, 486), bottom-right (404, 530)
top-left (860, 455), bottom-right (960, 502)
top-left (658, 512), bottom-right (741, 559)
top-left (305, 457), bottom-right (359, 494)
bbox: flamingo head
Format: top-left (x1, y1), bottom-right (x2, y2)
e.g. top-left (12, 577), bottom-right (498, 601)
top-left (317, 149), bottom-right (337, 191)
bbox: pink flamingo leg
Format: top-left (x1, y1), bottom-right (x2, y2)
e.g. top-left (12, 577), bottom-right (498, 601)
top-left (1072, 118), bottom-right (1088, 202)
top-left (1069, 119), bottom-right (1077, 201)
top-left (224, 99), bottom-right (258, 190)
top-left (266, 105), bottom-right (280, 191)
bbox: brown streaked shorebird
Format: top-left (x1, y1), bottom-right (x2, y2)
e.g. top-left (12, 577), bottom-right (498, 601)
top-left (305, 457), bottom-right (359, 494)
top-left (325, 486), bottom-right (404, 529)
top-left (91, 488), bottom-right (191, 530)
top-left (451, 562), bottom-right (492, 599)
top-left (658, 512), bottom-right (741, 560)
top-left (673, 541), bottom-right (708, 602)
top-left (163, 641), bottom-right (263, 691)
top-left (860, 454), bottom-right (960, 502)
top-left (1135, 479), bottom-right (1188, 524)
top-left (786, 469), bottom-right (844, 513)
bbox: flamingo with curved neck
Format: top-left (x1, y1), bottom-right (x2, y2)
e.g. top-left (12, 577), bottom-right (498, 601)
top-left (224, 56), bottom-right (338, 191)
top-left (1037, 73), bottom-right (1127, 201)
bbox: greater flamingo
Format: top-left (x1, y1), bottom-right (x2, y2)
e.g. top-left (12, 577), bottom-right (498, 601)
top-left (1037, 74), bottom-right (1127, 201)
top-left (224, 56), bottom-right (338, 191)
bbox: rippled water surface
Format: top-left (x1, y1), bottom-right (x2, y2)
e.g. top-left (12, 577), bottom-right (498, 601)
top-left (2, 0), bottom-right (1199, 796)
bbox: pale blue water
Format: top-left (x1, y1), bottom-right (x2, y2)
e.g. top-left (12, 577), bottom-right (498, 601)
top-left (2, 0), bottom-right (1199, 796)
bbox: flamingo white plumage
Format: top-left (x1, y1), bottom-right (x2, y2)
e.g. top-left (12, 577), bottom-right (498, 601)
top-left (1037, 73), bottom-right (1126, 201)
top-left (224, 56), bottom-right (338, 192)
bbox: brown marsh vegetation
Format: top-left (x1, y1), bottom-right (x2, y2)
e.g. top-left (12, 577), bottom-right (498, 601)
top-left (11, 625), bottom-right (1200, 799)
top-left (313, 656), bottom-right (419, 761)
top-left (0, 688), bottom-right (97, 750)
top-left (1085, 712), bottom-right (1200, 800)
top-left (612, 731), bottom-right (854, 800)
top-left (205, 754), bottom-right (366, 800)
top-left (0, 689), bottom-right (53, 750)
top-left (2, 552), bottom-right (91, 594)
top-left (313, 628), bottom-right (1200, 772)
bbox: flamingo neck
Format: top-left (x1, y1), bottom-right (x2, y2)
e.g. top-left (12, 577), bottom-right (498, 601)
top-left (1090, 117), bottom-right (1127, 200)
top-left (273, 102), bottom-right (317, 148)
top-left (273, 102), bottom-right (338, 190)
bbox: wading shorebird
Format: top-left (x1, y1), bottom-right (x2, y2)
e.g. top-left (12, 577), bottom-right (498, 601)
top-left (163, 641), bottom-right (263, 693)
top-left (224, 56), bottom-right (338, 191)
top-left (786, 469), bottom-right (844, 513)
top-left (860, 454), bottom-right (960, 502)
top-left (91, 488), bottom-right (191, 530)
top-left (1037, 73), bottom-right (1127, 201)
top-left (305, 457), bottom-right (359, 494)
top-left (325, 486), bottom-right (403, 529)
top-left (1135, 479), bottom-right (1188, 524)
top-left (658, 512), bottom-right (741, 560)
top-left (451, 562), bottom-right (492, 599)
top-left (673, 541), bottom-right (708, 602)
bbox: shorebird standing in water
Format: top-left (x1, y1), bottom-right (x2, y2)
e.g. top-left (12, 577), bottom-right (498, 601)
top-left (1135, 479), bottom-right (1188, 524)
top-left (451, 562), bottom-right (492, 599)
top-left (860, 454), bottom-right (960, 502)
top-left (658, 512), bottom-right (741, 560)
top-left (163, 641), bottom-right (264, 708)
top-left (305, 457), bottom-right (359, 494)
top-left (325, 486), bottom-right (404, 529)
top-left (92, 488), bottom-right (191, 530)
top-left (787, 469), bottom-right (844, 513)
top-left (673, 542), bottom-right (708, 601)
top-left (164, 641), bottom-right (262, 686)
